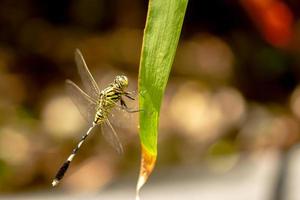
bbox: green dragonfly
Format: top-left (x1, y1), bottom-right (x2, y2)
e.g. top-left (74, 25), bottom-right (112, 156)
top-left (52, 49), bottom-right (137, 187)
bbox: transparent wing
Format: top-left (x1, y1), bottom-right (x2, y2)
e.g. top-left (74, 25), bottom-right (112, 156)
top-left (109, 105), bottom-right (137, 130)
top-left (65, 79), bottom-right (97, 125)
top-left (101, 119), bottom-right (124, 154)
top-left (74, 49), bottom-right (100, 100)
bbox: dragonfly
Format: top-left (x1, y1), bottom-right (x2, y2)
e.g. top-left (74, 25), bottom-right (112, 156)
top-left (52, 49), bottom-right (137, 187)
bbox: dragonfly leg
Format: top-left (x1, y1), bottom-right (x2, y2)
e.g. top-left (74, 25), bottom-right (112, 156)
top-left (124, 91), bottom-right (135, 100)
top-left (120, 98), bottom-right (141, 113)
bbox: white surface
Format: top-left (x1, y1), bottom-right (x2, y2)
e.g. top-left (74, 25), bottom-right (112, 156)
top-left (1, 151), bottom-right (287, 200)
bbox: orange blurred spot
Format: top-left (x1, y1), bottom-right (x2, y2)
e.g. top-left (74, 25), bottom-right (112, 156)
top-left (241, 0), bottom-right (294, 48)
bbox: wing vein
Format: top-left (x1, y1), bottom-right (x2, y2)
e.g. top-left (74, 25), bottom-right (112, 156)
top-left (75, 49), bottom-right (101, 100)
top-left (65, 79), bottom-right (96, 124)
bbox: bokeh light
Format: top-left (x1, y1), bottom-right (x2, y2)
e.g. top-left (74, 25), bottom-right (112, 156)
top-left (42, 95), bottom-right (85, 138)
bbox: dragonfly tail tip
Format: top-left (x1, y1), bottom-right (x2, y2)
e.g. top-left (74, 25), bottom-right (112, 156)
top-left (52, 179), bottom-right (59, 187)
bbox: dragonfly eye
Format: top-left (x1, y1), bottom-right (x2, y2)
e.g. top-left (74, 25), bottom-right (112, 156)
top-left (115, 75), bottom-right (128, 88)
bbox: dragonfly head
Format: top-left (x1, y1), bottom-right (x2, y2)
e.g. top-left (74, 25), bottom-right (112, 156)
top-left (114, 75), bottom-right (128, 89)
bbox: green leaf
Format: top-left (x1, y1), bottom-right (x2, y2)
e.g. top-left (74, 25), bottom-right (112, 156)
top-left (136, 0), bottom-right (188, 197)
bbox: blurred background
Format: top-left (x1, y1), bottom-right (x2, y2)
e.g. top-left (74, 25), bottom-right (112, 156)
top-left (1, 0), bottom-right (300, 199)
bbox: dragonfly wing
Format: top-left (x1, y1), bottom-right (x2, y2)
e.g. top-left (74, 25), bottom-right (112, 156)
top-left (101, 119), bottom-right (124, 154)
top-left (109, 106), bottom-right (137, 130)
top-left (65, 79), bottom-right (96, 124)
top-left (74, 49), bottom-right (101, 100)
top-left (106, 94), bottom-right (139, 129)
